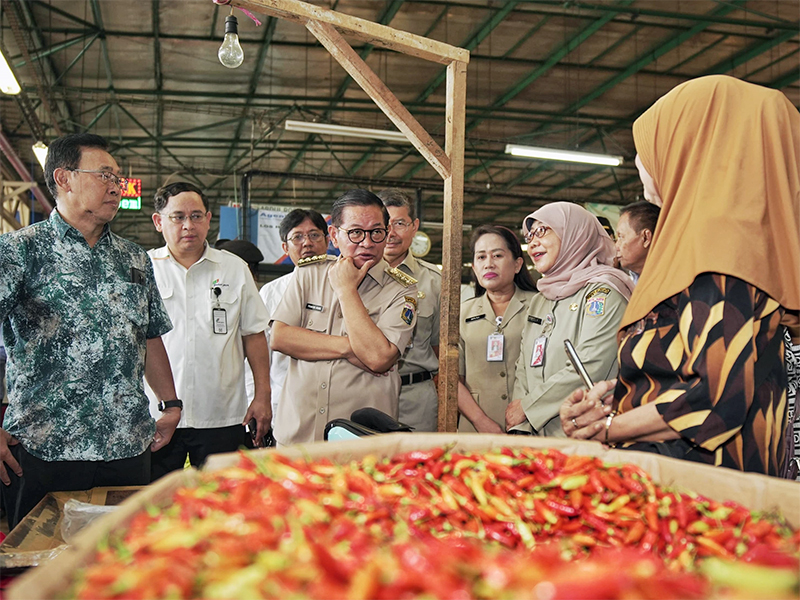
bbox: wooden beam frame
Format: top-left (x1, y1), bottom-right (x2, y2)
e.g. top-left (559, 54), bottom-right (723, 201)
top-left (234, 0), bottom-right (469, 432)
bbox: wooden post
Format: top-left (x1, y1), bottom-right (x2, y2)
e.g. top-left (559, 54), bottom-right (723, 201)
top-left (438, 60), bottom-right (467, 432)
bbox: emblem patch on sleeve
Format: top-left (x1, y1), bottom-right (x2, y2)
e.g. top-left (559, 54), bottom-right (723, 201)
top-left (402, 299), bottom-right (416, 325)
top-left (585, 294), bottom-right (606, 316)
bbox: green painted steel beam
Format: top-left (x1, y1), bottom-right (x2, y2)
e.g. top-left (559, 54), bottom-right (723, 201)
top-left (84, 103), bottom-right (111, 131)
top-left (586, 24), bottom-right (642, 66)
top-left (52, 32), bottom-right (99, 86)
top-left (502, 15), bottom-right (551, 59)
top-left (703, 29), bottom-right (799, 75)
top-left (745, 47), bottom-right (799, 79)
top-left (562, 0), bottom-right (747, 116)
top-left (768, 69), bottom-right (800, 90)
top-left (665, 35), bottom-right (729, 74)
top-left (11, 33), bottom-right (91, 68)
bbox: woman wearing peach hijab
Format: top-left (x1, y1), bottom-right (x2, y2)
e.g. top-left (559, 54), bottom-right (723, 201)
top-left (560, 75), bottom-right (800, 476)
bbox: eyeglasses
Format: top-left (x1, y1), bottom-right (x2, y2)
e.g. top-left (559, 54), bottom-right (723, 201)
top-left (287, 231), bottom-right (326, 245)
top-left (389, 219), bottom-right (413, 232)
top-left (67, 168), bottom-right (125, 188)
top-left (524, 225), bottom-right (551, 243)
top-left (337, 227), bottom-right (388, 244)
top-left (164, 212), bottom-right (207, 224)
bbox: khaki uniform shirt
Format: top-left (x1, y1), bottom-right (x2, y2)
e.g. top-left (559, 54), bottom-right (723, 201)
top-left (458, 287), bottom-right (536, 433)
top-left (271, 256), bottom-right (417, 445)
top-left (396, 253), bottom-right (442, 432)
top-left (513, 282), bottom-right (627, 437)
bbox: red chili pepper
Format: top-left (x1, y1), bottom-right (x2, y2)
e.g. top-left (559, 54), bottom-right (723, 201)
top-left (641, 529), bottom-right (659, 552)
top-left (544, 498), bottom-right (578, 517)
top-left (696, 536), bottom-right (735, 559)
top-left (620, 475), bottom-right (645, 495)
top-left (644, 502), bottom-right (658, 531)
top-left (624, 520), bottom-right (646, 545)
top-left (569, 489), bottom-right (583, 511)
top-left (587, 470), bottom-right (604, 495)
top-left (599, 470), bottom-right (626, 495)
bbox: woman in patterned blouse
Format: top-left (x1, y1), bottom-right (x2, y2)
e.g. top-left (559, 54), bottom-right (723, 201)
top-left (560, 75), bottom-right (800, 476)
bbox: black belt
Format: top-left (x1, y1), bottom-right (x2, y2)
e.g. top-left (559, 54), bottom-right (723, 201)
top-left (401, 371), bottom-right (434, 386)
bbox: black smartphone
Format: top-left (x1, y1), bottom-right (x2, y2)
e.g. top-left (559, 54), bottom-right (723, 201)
top-left (245, 418), bottom-right (275, 448)
top-left (563, 339), bottom-right (594, 390)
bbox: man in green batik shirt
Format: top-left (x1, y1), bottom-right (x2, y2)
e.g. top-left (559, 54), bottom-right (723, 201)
top-left (0, 133), bottom-right (181, 530)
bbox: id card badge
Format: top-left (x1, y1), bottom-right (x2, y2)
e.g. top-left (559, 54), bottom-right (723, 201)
top-left (487, 333), bottom-right (504, 362)
top-left (212, 307), bottom-right (228, 334)
top-left (531, 336), bottom-right (547, 367)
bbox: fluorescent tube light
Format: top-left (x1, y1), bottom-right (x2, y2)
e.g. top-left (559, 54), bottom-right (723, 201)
top-left (32, 141), bottom-right (48, 169)
top-left (285, 119), bottom-right (409, 143)
top-left (0, 50), bottom-right (21, 95)
top-left (505, 144), bottom-right (623, 167)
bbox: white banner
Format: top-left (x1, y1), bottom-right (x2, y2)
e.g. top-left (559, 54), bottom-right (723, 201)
top-left (256, 205), bottom-right (297, 264)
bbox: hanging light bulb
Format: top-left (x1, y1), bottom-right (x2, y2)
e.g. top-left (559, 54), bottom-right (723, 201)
top-left (218, 15), bottom-right (244, 69)
top-left (32, 141), bottom-right (48, 169)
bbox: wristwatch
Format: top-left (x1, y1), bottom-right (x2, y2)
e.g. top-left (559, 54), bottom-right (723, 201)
top-left (157, 399), bottom-right (183, 411)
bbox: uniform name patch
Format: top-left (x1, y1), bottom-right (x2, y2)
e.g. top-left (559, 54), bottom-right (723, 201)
top-left (527, 315), bottom-right (542, 324)
top-left (305, 303), bottom-right (323, 312)
top-left (466, 314), bottom-right (485, 323)
top-left (585, 295), bottom-right (606, 317)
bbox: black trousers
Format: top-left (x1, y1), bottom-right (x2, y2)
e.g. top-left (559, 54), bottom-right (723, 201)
top-left (2, 443), bottom-right (150, 531)
top-left (150, 425), bottom-right (245, 482)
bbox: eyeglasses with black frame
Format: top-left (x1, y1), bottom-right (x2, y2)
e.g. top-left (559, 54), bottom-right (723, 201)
top-left (524, 225), bottom-right (551, 243)
top-left (337, 226), bottom-right (388, 244)
top-left (287, 231), bottom-right (326, 245)
top-left (67, 168), bottom-right (125, 188)
top-left (164, 212), bottom-right (208, 224)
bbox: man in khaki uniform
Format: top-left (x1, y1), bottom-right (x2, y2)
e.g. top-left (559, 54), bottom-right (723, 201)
top-left (271, 190), bottom-right (417, 445)
top-left (378, 189), bottom-right (441, 432)
top-left (508, 282), bottom-right (627, 436)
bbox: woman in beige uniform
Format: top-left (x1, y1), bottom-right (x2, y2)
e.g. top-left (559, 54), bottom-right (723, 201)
top-left (506, 203), bottom-right (633, 436)
top-left (458, 225), bottom-right (537, 433)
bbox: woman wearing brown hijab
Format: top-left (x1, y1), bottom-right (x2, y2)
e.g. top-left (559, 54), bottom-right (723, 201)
top-left (560, 75), bottom-right (800, 476)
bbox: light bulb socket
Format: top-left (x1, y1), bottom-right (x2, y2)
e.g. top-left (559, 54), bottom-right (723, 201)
top-left (224, 15), bottom-right (239, 35)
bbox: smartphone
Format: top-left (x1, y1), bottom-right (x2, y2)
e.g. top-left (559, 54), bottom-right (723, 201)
top-left (564, 339), bottom-right (594, 390)
top-left (245, 418), bottom-right (275, 448)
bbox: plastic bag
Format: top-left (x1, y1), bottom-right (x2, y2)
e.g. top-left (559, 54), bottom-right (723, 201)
top-left (60, 499), bottom-right (119, 543)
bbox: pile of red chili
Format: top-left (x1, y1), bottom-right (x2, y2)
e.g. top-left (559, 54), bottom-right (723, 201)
top-left (67, 446), bottom-right (800, 599)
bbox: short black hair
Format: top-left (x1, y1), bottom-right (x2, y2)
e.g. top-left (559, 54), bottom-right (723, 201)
top-left (154, 182), bottom-right (209, 213)
top-left (620, 200), bottom-right (660, 234)
top-left (377, 188), bottom-right (416, 221)
top-left (279, 209), bottom-right (328, 242)
top-left (330, 189), bottom-right (389, 227)
top-left (45, 133), bottom-right (109, 198)
top-left (470, 225), bottom-right (537, 297)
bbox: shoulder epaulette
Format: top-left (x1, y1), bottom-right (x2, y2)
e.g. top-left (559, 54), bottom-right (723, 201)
top-left (385, 266), bottom-right (418, 287)
top-left (297, 254), bottom-right (331, 267)
top-left (418, 259), bottom-right (442, 275)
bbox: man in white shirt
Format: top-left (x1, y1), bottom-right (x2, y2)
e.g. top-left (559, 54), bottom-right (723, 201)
top-left (146, 182), bottom-right (271, 479)
top-left (244, 209), bottom-right (330, 416)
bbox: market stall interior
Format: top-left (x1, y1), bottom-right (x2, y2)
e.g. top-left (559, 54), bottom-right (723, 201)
top-left (0, 0), bottom-right (797, 259)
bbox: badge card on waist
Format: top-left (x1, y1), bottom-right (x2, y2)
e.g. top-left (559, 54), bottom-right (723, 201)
top-left (487, 333), bottom-right (504, 362)
top-left (212, 307), bottom-right (228, 334)
top-left (531, 335), bottom-right (547, 367)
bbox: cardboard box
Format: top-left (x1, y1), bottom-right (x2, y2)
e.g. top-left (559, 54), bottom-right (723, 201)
top-left (0, 486), bottom-right (143, 570)
top-left (8, 435), bottom-right (800, 599)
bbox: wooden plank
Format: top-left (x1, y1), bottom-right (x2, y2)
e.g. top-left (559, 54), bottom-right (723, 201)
top-left (306, 20), bottom-right (451, 180)
top-left (438, 59), bottom-right (468, 433)
top-left (233, 0), bottom-right (469, 65)
top-left (1, 181), bottom-right (35, 202)
top-left (1, 206), bottom-right (22, 230)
